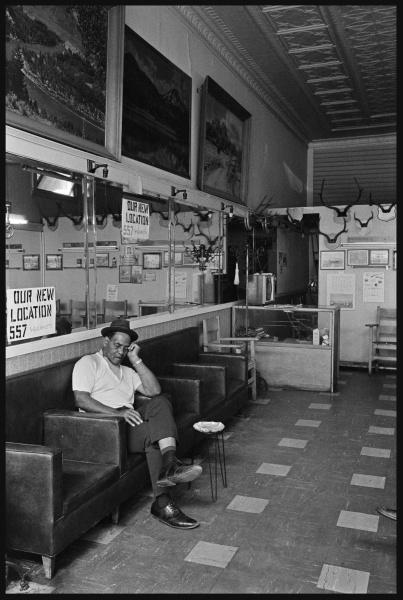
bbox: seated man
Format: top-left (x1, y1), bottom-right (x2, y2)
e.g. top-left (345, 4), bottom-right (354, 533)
top-left (72, 318), bottom-right (202, 529)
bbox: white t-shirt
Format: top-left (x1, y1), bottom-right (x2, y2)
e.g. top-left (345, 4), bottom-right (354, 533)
top-left (72, 350), bottom-right (142, 409)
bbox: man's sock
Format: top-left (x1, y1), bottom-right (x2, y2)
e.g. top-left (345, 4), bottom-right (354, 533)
top-left (160, 446), bottom-right (176, 467)
top-left (155, 493), bottom-right (171, 508)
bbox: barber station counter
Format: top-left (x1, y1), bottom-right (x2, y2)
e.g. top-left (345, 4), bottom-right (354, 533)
top-left (232, 305), bottom-right (340, 393)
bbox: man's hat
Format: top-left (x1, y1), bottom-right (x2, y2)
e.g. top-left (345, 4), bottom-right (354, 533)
top-left (101, 318), bottom-right (138, 342)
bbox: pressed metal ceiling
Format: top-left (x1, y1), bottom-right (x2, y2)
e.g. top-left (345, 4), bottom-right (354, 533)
top-left (180, 5), bottom-right (396, 142)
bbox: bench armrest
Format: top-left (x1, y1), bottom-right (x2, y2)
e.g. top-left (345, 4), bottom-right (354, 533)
top-left (199, 352), bottom-right (247, 383)
top-left (157, 376), bottom-right (201, 417)
top-left (6, 442), bottom-right (64, 544)
top-left (43, 410), bottom-right (126, 470)
top-left (172, 363), bottom-right (226, 400)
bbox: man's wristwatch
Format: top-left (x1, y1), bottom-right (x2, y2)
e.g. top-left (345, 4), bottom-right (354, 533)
top-left (134, 358), bottom-right (143, 366)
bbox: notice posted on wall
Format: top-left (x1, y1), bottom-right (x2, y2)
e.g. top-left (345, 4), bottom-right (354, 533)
top-left (6, 287), bottom-right (56, 343)
top-left (363, 271), bottom-right (385, 303)
top-left (326, 273), bottom-right (356, 310)
top-left (106, 284), bottom-right (119, 301)
top-left (121, 197), bottom-right (150, 243)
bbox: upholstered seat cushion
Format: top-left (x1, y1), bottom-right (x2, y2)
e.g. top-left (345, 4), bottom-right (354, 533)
top-left (227, 378), bottom-right (244, 398)
top-left (62, 461), bottom-right (120, 515)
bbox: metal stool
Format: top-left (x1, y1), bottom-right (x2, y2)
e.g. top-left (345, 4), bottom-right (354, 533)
top-left (203, 429), bottom-right (228, 502)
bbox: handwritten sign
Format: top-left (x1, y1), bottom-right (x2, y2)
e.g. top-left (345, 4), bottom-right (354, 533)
top-left (121, 197), bottom-right (149, 243)
top-left (6, 287), bottom-right (56, 342)
top-left (106, 284), bottom-right (119, 301)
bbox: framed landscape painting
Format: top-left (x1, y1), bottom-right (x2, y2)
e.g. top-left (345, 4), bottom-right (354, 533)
top-left (320, 250), bottom-right (345, 270)
top-left (5, 5), bottom-right (124, 157)
top-left (122, 26), bottom-right (191, 178)
top-left (197, 76), bottom-right (251, 204)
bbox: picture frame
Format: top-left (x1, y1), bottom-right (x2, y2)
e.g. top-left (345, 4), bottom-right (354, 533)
top-left (163, 250), bottom-right (183, 266)
top-left (347, 249), bottom-right (369, 267)
top-left (197, 76), bottom-right (251, 204)
top-left (122, 25), bottom-right (191, 178)
top-left (119, 265), bottom-right (131, 283)
top-left (320, 250), bottom-right (345, 270)
top-left (144, 271), bottom-right (156, 282)
top-left (131, 265), bottom-right (143, 284)
top-left (369, 249), bottom-right (389, 266)
top-left (96, 253), bottom-right (109, 268)
top-left (45, 254), bottom-right (63, 270)
top-left (5, 6), bottom-right (124, 158)
top-left (23, 254), bottom-right (40, 271)
top-left (183, 253), bottom-right (196, 266)
top-left (142, 252), bottom-right (162, 270)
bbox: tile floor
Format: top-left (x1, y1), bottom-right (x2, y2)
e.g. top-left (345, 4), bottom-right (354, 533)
top-left (6, 369), bottom-right (396, 594)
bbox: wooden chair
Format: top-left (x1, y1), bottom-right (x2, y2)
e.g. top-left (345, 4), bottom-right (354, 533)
top-left (101, 299), bottom-right (128, 323)
top-left (202, 315), bottom-right (258, 401)
top-left (70, 300), bottom-right (97, 328)
top-left (365, 307), bottom-right (396, 375)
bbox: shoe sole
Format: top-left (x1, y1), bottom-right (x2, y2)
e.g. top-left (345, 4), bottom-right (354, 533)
top-left (151, 514), bottom-right (200, 529)
top-left (376, 508), bottom-right (396, 520)
top-left (157, 465), bottom-right (202, 487)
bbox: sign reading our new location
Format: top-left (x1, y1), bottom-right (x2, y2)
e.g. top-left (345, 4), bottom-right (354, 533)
top-left (121, 197), bottom-right (149, 243)
top-left (7, 287), bottom-right (56, 343)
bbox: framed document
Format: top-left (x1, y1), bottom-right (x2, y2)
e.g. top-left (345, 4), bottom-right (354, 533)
top-left (23, 254), bottom-right (40, 271)
top-left (142, 252), bottom-right (162, 270)
top-left (347, 249), bottom-right (368, 267)
top-left (369, 249), bottom-right (389, 266)
top-left (45, 254), bottom-right (63, 270)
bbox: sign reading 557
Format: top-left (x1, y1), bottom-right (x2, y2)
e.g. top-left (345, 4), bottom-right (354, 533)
top-left (7, 286), bottom-right (56, 343)
top-left (121, 198), bottom-right (150, 243)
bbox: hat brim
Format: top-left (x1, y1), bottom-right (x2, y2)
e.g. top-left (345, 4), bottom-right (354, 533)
top-left (101, 326), bottom-right (138, 342)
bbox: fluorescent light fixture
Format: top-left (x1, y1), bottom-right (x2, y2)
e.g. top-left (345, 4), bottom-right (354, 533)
top-left (9, 214), bottom-right (28, 225)
top-left (37, 175), bottom-right (75, 196)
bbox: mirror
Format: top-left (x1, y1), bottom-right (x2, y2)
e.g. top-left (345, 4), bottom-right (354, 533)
top-left (6, 153), bottom-right (226, 345)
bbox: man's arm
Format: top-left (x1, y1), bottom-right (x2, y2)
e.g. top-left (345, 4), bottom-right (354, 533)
top-left (127, 344), bottom-right (161, 397)
top-left (73, 390), bottom-right (143, 426)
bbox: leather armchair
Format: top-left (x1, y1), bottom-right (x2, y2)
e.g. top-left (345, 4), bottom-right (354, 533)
top-left (6, 413), bottom-right (125, 579)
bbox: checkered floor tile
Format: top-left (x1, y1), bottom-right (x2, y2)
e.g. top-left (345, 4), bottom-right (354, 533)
top-left (317, 564), bottom-right (370, 593)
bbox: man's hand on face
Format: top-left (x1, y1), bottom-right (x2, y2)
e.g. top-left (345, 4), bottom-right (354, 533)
top-left (119, 406), bottom-right (143, 426)
top-left (127, 343), bottom-right (141, 364)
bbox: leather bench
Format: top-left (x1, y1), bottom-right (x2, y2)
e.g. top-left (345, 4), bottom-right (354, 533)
top-left (6, 354), bottom-right (200, 578)
top-left (6, 325), bottom-right (248, 578)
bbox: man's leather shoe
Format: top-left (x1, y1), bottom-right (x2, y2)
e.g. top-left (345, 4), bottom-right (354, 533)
top-left (151, 500), bottom-right (200, 529)
top-left (157, 459), bottom-right (202, 487)
top-left (376, 506), bottom-right (396, 521)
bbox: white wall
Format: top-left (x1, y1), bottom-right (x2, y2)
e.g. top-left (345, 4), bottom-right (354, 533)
top-left (317, 206), bottom-right (396, 365)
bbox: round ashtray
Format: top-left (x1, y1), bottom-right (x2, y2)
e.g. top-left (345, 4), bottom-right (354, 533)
top-left (193, 421), bottom-right (225, 433)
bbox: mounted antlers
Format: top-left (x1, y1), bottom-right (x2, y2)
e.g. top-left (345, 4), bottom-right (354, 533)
top-left (354, 210), bottom-right (374, 228)
top-left (192, 209), bottom-right (213, 222)
top-left (318, 218), bottom-right (347, 244)
top-left (150, 205), bottom-right (180, 222)
top-left (56, 202), bottom-right (83, 229)
top-left (378, 202), bottom-right (396, 213)
top-left (194, 227), bottom-right (219, 248)
top-left (318, 178), bottom-right (362, 217)
top-left (254, 194), bottom-right (273, 215)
